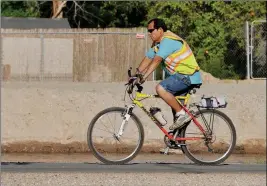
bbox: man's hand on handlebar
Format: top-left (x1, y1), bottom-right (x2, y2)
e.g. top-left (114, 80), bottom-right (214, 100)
top-left (127, 67), bottom-right (145, 85)
top-left (134, 68), bottom-right (146, 85)
top-left (126, 67), bottom-right (144, 93)
top-left (136, 74), bottom-right (145, 85)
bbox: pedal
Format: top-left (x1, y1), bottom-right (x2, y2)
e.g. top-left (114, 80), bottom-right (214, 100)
top-left (163, 147), bottom-right (169, 155)
top-left (207, 145), bottom-right (213, 152)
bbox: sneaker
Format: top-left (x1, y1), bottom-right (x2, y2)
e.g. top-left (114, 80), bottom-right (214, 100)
top-left (169, 113), bottom-right (192, 130)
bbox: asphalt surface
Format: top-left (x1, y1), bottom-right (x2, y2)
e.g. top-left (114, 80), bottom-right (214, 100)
top-left (2, 172), bottom-right (266, 186)
top-left (1, 162), bottom-right (266, 173)
top-left (1, 153), bottom-right (266, 186)
top-left (1, 154), bottom-right (266, 186)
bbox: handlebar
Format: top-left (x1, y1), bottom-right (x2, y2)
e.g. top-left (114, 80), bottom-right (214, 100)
top-left (126, 67), bottom-right (143, 94)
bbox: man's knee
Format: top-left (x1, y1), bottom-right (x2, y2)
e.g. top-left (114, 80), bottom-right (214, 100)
top-left (156, 84), bottom-right (165, 94)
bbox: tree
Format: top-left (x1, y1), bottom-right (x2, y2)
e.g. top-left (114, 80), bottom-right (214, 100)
top-left (63, 1), bottom-right (148, 28)
top-left (52, 0), bottom-right (66, 18)
top-left (1, 1), bottom-right (149, 28)
top-left (147, 1), bottom-right (266, 79)
top-left (1, 1), bottom-right (41, 17)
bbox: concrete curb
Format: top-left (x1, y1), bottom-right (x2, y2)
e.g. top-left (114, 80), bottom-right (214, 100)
top-left (2, 140), bottom-right (266, 155)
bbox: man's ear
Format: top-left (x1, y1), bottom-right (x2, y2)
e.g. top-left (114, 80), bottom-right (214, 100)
top-left (158, 27), bottom-right (164, 33)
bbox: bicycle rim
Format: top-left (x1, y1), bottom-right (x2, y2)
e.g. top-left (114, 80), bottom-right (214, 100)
top-left (181, 109), bottom-right (236, 165)
top-left (87, 107), bottom-right (144, 164)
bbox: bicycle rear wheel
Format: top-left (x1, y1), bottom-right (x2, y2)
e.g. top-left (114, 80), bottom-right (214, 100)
top-left (87, 107), bottom-right (144, 164)
top-left (181, 109), bottom-right (236, 165)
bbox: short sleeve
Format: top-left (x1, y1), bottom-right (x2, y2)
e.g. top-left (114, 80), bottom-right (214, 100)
top-left (145, 48), bottom-right (155, 59)
top-left (156, 38), bottom-right (183, 59)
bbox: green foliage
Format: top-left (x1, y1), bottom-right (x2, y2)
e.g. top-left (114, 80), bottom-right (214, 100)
top-left (1, 1), bottom-right (40, 17)
top-left (63, 1), bottom-right (148, 28)
top-left (99, 1), bottom-right (149, 28)
top-left (63, 1), bottom-right (104, 28)
top-left (147, 1), bottom-right (266, 79)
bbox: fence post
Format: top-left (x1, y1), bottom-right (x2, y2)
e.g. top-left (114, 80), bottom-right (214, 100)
top-left (40, 33), bottom-right (44, 81)
top-left (162, 69), bottom-right (165, 80)
top-left (0, 35), bottom-right (3, 82)
top-left (245, 21), bottom-right (250, 79)
top-left (128, 34), bottom-right (131, 69)
top-left (145, 30), bottom-right (154, 81)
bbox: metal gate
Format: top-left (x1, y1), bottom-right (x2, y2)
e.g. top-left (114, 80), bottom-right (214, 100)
top-left (246, 20), bottom-right (266, 79)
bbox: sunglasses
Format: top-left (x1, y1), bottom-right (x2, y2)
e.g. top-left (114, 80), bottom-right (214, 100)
top-left (147, 28), bottom-right (157, 33)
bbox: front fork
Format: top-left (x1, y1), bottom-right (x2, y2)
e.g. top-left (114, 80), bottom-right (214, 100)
top-left (116, 104), bottom-right (136, 139)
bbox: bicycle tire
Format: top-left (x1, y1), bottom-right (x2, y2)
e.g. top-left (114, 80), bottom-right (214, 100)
top-left (180, 109), bottom-right (236, 165)
top-left (87, 107), bottom-right (144, 164)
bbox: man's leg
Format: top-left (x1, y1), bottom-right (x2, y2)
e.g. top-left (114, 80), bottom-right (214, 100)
top-left (156, 73), bottom-right (192, 130)
top-left (156, 85), bottom-right (182, 112)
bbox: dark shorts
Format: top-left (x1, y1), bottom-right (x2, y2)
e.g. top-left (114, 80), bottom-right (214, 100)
top-left (159, 73), bottom-right (191, 96)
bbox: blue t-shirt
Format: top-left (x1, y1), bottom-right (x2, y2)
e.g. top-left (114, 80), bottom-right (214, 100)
top-left (146, 38), bottom-right (202, 84)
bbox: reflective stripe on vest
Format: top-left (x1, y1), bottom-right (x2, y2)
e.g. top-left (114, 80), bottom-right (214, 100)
top-left (165, 44), bottom-right (192, 67)
top-left (154, 31), bottom-right (200, 75)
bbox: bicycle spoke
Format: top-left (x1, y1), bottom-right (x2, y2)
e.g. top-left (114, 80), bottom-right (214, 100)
top-left (182, 109), bottom-right (236, 165)
top-left (106, 112), bottom-right (116, 131)
top-left (91, 135), bottom-right (115, 139)
top-left (114, 112), bottom-right (117, 133)
top-left (88, 107), bottom-right (144, 164)
top-left (94, 127), bottom-right (114, 134)
top-left (98, 115), bottom-right (115, 134)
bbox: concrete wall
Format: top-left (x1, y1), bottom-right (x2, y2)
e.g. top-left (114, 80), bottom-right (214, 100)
top-left (2, 37), bottom-right (41, 75)
top-left (2, 37), bottom-right (73, 77)
top-left (1, 80), bottom-right (266, 154)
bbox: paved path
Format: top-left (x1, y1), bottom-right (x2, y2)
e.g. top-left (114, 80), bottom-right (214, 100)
top-left (2, 162), bottom-right (266, 173)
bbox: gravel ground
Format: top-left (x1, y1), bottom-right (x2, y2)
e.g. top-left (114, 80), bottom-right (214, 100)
top-left (1, 172), bottom-right (266, 186)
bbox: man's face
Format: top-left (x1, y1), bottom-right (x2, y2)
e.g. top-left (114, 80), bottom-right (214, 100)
top-left (147, 21), bottom-right (163, 43)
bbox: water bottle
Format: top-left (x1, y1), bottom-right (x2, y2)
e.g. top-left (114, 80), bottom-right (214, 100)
top-left (149, 107), bottom-right (167, 126)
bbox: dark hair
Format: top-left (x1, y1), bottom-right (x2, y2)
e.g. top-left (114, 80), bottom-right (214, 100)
top-left (147, 18), bottom-right (167, 32)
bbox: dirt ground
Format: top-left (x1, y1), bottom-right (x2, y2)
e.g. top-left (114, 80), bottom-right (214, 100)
top-left (1, 152), bottom-right (266, 164)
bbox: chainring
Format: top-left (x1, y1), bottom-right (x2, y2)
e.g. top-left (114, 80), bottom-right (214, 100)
top-left (164, 131), bottom-right (183, 149)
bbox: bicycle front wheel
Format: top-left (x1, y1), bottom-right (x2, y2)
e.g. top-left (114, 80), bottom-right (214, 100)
top-left (181, 109), bottom-right (236, 165)
top-left (87, 107), bottom-right (144, 164)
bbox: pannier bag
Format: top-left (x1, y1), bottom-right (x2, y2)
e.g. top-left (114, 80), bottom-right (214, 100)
top-left (200, 96), bottom-right (227, 108)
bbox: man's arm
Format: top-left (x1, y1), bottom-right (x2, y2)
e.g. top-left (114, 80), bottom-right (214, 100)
top-left (136, 56), bottom-right (152, 74)
top-left (142, 55), bottom-right (162, 80)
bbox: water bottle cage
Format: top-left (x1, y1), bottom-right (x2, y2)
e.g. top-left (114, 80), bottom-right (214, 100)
top-left (150, 107), bottom-right (167, 125)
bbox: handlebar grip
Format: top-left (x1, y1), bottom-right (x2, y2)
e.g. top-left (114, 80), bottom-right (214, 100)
top-left (128, 67), bottom-right (132, 77)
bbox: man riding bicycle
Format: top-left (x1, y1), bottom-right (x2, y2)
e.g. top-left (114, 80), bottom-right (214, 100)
top-left (135, 18), bottom-right (202, 131)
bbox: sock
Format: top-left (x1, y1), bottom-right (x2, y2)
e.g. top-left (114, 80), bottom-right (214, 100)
top-left (175, 110), bottom-right (185, 117)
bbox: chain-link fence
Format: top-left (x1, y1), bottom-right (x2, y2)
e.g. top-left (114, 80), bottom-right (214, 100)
top-left (1, 28), bottom-right (152, 82)
top-left (250, 20), bottom-right (266, 79)
top-left (154, 25), bottom-right (249, 80)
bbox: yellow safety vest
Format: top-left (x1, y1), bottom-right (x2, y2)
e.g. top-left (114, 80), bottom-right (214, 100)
top-left (153, 31), bottom-right (200, 75)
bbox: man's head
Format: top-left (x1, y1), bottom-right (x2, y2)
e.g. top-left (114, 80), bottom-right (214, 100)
top-left (147, 18), bottom-right (167, 43)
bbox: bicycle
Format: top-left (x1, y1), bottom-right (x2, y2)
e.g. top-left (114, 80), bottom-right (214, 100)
top-left (87, 67), bottom-right (236, 165)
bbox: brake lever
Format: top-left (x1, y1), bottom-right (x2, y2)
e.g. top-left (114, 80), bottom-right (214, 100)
top-left (135, 83), bottom-right (143, 92)
top-left (128, 67), bottom-right (132, 77)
